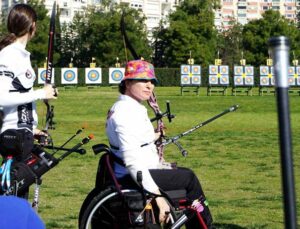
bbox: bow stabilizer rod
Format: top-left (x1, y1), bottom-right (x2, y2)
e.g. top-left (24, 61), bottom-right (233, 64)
top-left (163, 104), bottom-right (239, 147)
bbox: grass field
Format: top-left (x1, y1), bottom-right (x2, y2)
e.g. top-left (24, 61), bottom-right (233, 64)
top-left (32, 86), bottom-right (300, 229)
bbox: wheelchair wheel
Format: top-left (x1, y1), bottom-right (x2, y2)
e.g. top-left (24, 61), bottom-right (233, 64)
top-left (79, 187), bottom-right (177, 229)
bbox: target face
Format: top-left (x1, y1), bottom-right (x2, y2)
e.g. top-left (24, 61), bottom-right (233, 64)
top-left (260, 66), bottom-right (269, 75)
top-left (245, 66), bottom-right (254, 75)
top-left (85, 68), bottom-right (102, 84)
top-left (271, 77), bottom-right (275, 86)
top-left (209, 65), bottom-right (218, 74)
top-left (288, 77), bottom-right (295, 86)
top-left (61, 68), bottom-right (78, 84)
top-left (191, 65), bottom-right (201, 74)
top-left (38, 68), bottom-right (55, 84)
top-left (234, 66), bottom-right (243, 75)
top-left (297, 67), bottom-right (300, 75)
top-left (245, 76), bottom-right (254, 86)
top-left (260, 76), bottom-right (269, 86)
top-left (181, 75), bottom-right (190, 85)
top-left (109, 68), bottom-right (125, 84)
top-left (234, 76), bottom-right (243, 86)
top-left (181, 65), bottom-right (190, 74)
top-left (191, 75), bottom-right (201, 85)
top-left (297, 77), bottom-right (300, 85)
top-left (209, 75), bottom-right (218, 85)
top-left (220, 66), bottom-right (228, 74)
top-left (288, 67), bottom-right (295, 75)
top-left (220, 75), bottom-right (229, 85)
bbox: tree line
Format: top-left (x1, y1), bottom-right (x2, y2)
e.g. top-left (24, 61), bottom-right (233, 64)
top-left (1, 0), bottom-right (299, 69)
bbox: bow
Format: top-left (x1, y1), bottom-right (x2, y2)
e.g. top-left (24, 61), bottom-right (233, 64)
top-left (44, 2), bottom-right (56, 133)
top-left (120, 12), bottom-right (174, 161)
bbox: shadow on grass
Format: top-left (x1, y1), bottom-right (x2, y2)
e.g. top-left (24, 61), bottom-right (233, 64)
top-left (213, 223), bottom-right (249, 229)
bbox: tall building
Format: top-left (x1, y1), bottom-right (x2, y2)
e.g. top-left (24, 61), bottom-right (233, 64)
top-left (0, 0), bottom-right (298, 32)
top-left (215, 0), bottom-right (298, 31)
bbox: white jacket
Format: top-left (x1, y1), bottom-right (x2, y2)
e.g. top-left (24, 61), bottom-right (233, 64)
top-left (106, 95), bottom-right (160, 192)
top-left (0, 42), bottom-right (46, 133)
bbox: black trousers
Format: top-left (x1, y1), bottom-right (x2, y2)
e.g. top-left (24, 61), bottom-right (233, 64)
top-left (149, 167), bottom-right (203, 201)
top-left (119, 167), bottom-right (213, 228)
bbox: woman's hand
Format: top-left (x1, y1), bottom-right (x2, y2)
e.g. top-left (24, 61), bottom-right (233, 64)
top-left (154, 129), bottom-right (165, 141)
top-left (43, 84), bottom-right (58, 99)
top-left (155, 196), bottom-right (171, 224)
top-left (33, 128), bottom-right (49, 145)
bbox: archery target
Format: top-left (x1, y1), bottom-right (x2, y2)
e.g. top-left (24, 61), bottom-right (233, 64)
top-left (245, 76), bottom-right (254, 86)
top-left (297, 67), bottom-right (300, 75)
top-left (191, 65), bottom-right (201, 74)
top-left (209, 75), bottom-right (218, 85)
top-left (61, 68), bottom-right (78, 84)
top-left (181, 65), bottom-right (190, 74)
top-left (270, 67), bottom-right (274, 74)
top-left (288, 67), bottom-right (295, 75)
top-left (260, 66), bottom-right (269, 75)
top-left (245, 66), bottom-right (254, 75)
top-left (192, 75), bottom-right (201, 85)
top-left (297, 77), bottom-right (300, 86)
top-left (85, 68), bottom-right (102, 84)
top-left (260, 76), bottom-right (269, 86)
top-left (109, 68), bottom-right (125, 84)
top-left (234, 76), bottom-right (243, 86)
top-left (271, 77), bottom-right (275, 86)
top-left (288, 77), bottom-right (295, 86)
top-left (209, 65), bottom-right (218, 74)
top-left (234, 66), bottom-right (243, 75)
top-left (38, 68), bottom-right (55, 84)
top-left (220, 66), bottom-right (229, 75)
top-left (181, 75), bottom-right (190, 85)
top-left (220, 75), bottom-right (229, 85)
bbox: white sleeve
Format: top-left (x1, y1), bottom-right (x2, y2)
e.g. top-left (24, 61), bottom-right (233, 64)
top-left (124, 149), bottom-right (159, 193)
top-left (0, 77), bottom-right (46, 106)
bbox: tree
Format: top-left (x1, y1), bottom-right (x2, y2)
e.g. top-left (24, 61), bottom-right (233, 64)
top-left (27, 0), bottom-right (52, 68)
top-left (152, 0), bottom-right (218, 67)
top-left (59, 5), bottom-right (151, 67)
top-left (242, 10), bottom-right (300, 67)
top-left (217, 22), bottom-right (244, 68)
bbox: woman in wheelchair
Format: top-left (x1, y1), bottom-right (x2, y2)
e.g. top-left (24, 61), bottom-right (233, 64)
top-left (103, 59), bottom-right (213, 228)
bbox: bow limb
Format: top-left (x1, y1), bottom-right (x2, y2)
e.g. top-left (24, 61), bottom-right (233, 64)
top-left (147, 92), bottom-right (165, 161)
top-left (44, 1), bottom-right (56, 132)
top-left (120, 12), bottom-right (139, 60)
top-left (120, 12), bottom-right (165, 161)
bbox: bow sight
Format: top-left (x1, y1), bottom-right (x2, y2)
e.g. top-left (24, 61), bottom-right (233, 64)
top-left (150, 101), bottom-right (175, 123)
top-left (152, 104), bottom-right (239, 157)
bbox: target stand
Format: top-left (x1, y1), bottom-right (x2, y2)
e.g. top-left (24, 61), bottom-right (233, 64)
top-left (287, 63), bottom-right (300, 96)
top-left (259, 64), bottom-right (275, 96)
top-left (207, 63), bottom-right (229, 96)
top-left (180, 64), bottom-right (201, 96)
top-left (231, 64), bottom-right (254, 96)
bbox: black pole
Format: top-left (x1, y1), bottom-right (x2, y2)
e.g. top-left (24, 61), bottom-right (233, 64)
top-left (269, 36), bottom-right (297, 229)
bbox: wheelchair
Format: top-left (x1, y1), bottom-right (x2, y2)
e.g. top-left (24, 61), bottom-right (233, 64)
top-left (78, 144), bottom-right (211, 229)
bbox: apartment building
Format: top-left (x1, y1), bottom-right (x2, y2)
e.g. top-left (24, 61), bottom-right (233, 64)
top-left (215, 0), bottom-right (298, 31)
top-left (0, 0), bottom-right (176, 34)
top-left (0, 0), bottom-right (298, 32)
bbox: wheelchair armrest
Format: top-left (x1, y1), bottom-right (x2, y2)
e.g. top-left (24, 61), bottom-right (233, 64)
top-left (92, 144), bottom-right (112, 155)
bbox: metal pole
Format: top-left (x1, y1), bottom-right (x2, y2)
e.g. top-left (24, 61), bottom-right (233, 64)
top-left (268, 36), bottom-right (297, 229)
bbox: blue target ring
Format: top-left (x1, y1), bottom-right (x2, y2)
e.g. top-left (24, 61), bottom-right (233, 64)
top-left (111, 70), bottom-right (123, 82)
top-left (87, 70), bottom-right (100, 81)
top-left (40, 70), bottom-right (46, 82)
top-left (64, 70), bottom-right (76, 82)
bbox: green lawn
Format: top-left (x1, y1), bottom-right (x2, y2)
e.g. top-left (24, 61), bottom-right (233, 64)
top-left (31, 86), bottom-right (300, 228)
